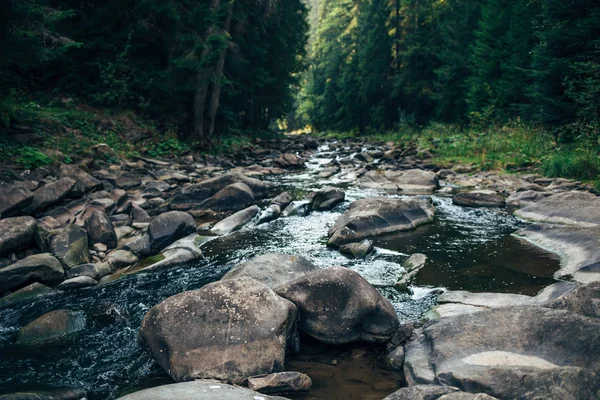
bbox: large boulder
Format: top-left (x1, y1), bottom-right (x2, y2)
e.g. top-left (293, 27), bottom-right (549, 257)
top-left (117, 381), bottom-right (289, 400)
top-left (23, 178), bottom-right (76, 215)
top-left (84, 210), bottom-right (117, 249)
top-left (221, 253), bottom-right (318, 288)
top-left (210, 206), bottom-right (259, 236)
top-left (190, 182), bottom-right (254, 217)
top-left (453, 190), bottom-right (505, 208)
top-left (0, 282), bottom-right (55, 309)
top-left (307, 187), bottom-right (345, 211)
top-left (16, 309), bottom-right (87, 347)
top-left (274, 153), bottom-right (305, 169)
top-left (0, 216), bottom-right (37, 257)
top-left (49, 225), bottom-right (89, 268)
top-left (328, 197), bottom-right (435, 247)
top-left (0, 388), bottom-right (86, 400)
top-left (547, 282), bottom-right (600, 319)
top-left (0, 253), bottom-right (64, 296)
top-left (148, 211), bottom-right (197, 254)
top-left (275, 266), bottom-right (399, 344)
top-left (0, 183), bottom-right (34, 217)
top-left (359, 169), bottom-right (439, 193)
top-left (515, 191), bottom-right (600, 227)
top-left (404, 306), bottom-right (600, 399)
top-left (139, 277), bottom-right (297, 383)
top-left (170, 173), bottom-right (271, 210)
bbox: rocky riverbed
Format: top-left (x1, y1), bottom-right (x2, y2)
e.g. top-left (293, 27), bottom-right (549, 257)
top-left (0, 136), bottom-right (599, 400)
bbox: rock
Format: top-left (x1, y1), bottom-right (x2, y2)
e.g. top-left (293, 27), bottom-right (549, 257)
top-left (382, 385), bottom-right (460, 400)
top-left (44, 207), bottom-right (75, 225)
top-left (328, 197), bottom-right (435, 247)
top-left (307, 187), bottom-right (345, 211)
top-left (57, 276), bottom-right (98, 290)
top-left (453, 190), bottom-right (505, 208)
top-left (339, 240), bottom-right (374, 259)
top-left (106, 250), bottom-right (139, 270)
top-left (281, 201), bottom-right (311, 217)
top-left (84, 210), bottom-right (117, 249)
top-left (24, 178), bottom-right (76, 215)
top-left (438, 393), bottom-right (499, 400)
top-left (257, 204), bottom-right (282, 225)
top-left (359, 169), bottom-right (439, 193)
top-left (0, 388), bottom-right (87, 400)
top-left (66, 262), bottom-right (111, 281)
top-left (190, 182), bottom-right (254, 217)
top-left (139, 277), bottom-right (297, 383)
top-left (130, 204), bottom-right (151, 224)
top-left (0, 182), bottom-right (34, 217)
top-left (0, 253), bottom-right (64, 296)
top-left (547, 282), bottom-right (600, 319)
top-left (395, 253), bottom-right (428, 290)
top-left (248, 372), bottom-right (312, 394)
top-left (92, 243), bottom-right (108, 253)
top-left (506, 190), bottom-right (550, 207)
top-left (384, 346), bottom-right (405, 371)
top-left (59, 164), bottom-right (102, 196)
top-left (16, 309), bottom-right (87, 347)
top-left (112, 172), bottom-right (142, 189)
top-left (210, 205), bottom-right (259, 236)
top-left (515, 191), bottom-right (600, 227)
top-left (404, 306), bottom-right (600, 399)
top-left (271, 192), bottom-right (293, 209)
top-left (0, 216), bottom-right (37, 257)
top-left (275, 266), bottom-right (399, 344)
top-left (316, 166), bottom-right (340, 179)
top-left (222, 253), bottom-right (318, 288)
top-left (274, 153), bottom-right (305, 169)
top-left (0, 283), bottom-right (55, 309)
top-left (50, 225), bottom-right (89, 268)
top-left (122, 235), bottom-right (151, 258)
top-left (117, 381), bottom-right (289, 400)
top-left (148, 211), bottom-right (197, 254)
top-left (130, 234), bottom-right (207, 274)
top-left (170, 173), bottom-right (271, 210)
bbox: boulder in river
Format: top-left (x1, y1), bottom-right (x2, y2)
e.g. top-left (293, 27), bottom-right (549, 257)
top-left (275, 266), bottom-right (399, 344)
top-left (0, 183), bottom-right (34, 217)
top-left (0, 282), bottom-right (55, 309)
top-left (84, 210), bottom-right (117, 249)
top-left (16, 309), bottom-right (87, 347)
top-left (506, 190), bottom-right (550, 208)
top-left (117, 381), bottom-right (289, 400)
top-left (515, 191), bottom-right (600, 227)
top-left (248, 371), bottom-right (312, 394)
top-left (274, 153), bottom-right (305, 169)
top-left (23, 178), bottom-right (76, 215)
top-left (359, 169), bottom-right (439, 193)
top-left (139, 277), bottom-right (297, 383)
top-left (49, 225), bottom-right (89, 268)
top-left (0, 253), bottom-right (64, 296)
top-left (190, 182), bottom-right (254, 217)
top-left (328, 197), bottom-right (435, 247)
top-left (210, 205), bottom-right (259, 235)
top-left (0, 388), bottom-right (87, 400)
top-left (222, 253), bottom-right (318, 288)
top-left (404, 306), bottom-right (600, 399)
top-left (0, 216), bottom-right (37, 257)
top-left (339, 240), bottom-right (374, 259)
top-left (148, 211), bottom-right (197, 254)
top-left (453, 190), bottom-right (505, 208)
top-left (382, 385), bottom-right (460, 400)
top-left (307, 187), bottom-right (345, 211)
top-left (395, 253), bottom-right (428, 291)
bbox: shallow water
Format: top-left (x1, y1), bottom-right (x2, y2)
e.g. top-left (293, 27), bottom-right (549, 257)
top-left (0, 143), bottom-right (560, 399)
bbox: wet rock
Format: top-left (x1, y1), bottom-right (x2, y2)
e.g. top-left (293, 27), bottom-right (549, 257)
top-left (271, 192), bottom-right (293, 209)
top-left (66, 262), bottom-right (111, 281)
top-left (0, 183), bottom-right (34, 217)
top-left (307, 187), bottom-right (345, 211)
top-left (0, 253), bottom-right (64, 296)
top-left (359, 169), bottom-right (439, 193)
top-left (139, 277), bottom-right (297, 383)
top-left (395, 253), bottom-right (428, 291)
top-left (257, 204), bottom-right (282, 225)
top-left (383, 385), bottom-right (460, 400)
top-left (170, 173), bottom-right (271, 210)
top-left (57, 276), bottom-right (98, 290)
top-left (282, 201), bottom-right (311, 217)
top-left (515, 191), bottom-right (600, 227)
top-left (131, 234), bottom-right (207, 274)
top-left (117, 381), bottom-right (289, 400)
top-left (0, 388), bottom-right (87, 400)
top-left (16, 309), bottom-right (87, 347)
top-left (59, 164), bottom-right (102, 196)
top-left (106, 249), bottom-right (139, 270)
top-left (453, 190), bottom-right (505, 208)
top-left (50, 225), bottom-right (89, 268)
top-left (328, 197), bottom-right (435, 247)
top-left (274, 153), bottom-right (305, 169)
top-left (84, 210), bottom-right (117, 249)
top-left (0, 283), bottom-right (55, 309)
top-left (404, 306), bottom-right (600, 399)
top-left (148, 211), bottom-right (197, 254)
top-left (0, 216), bottom-right (37, 257)
top-left (24, 178), bottom-right (76, 215)
top-left (438, 393), bottom-right (499, 400)
top-left (506, 190), bottom-right (550, 207)
top-left (339, 240), bottom-right (374, 259)
top-left (276, 266), bottom-right (399, 344)
top-left (317, 166), bottom-right (340, 179)
top-left (210, 205), bottom-right (259, 236)
top-left (222, 253), bottom-right (318, 288)
top-left (190, 182), bottom-right (254, 217)
top-left (248, 371), bottom-right (312, 394)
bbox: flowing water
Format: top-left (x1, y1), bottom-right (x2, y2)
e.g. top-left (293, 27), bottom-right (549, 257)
top-left (0, 143), bottom-right (561, 399)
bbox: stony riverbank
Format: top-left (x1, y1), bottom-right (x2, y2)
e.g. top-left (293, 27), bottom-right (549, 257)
top-left (0, 135), bottom-right (599, 400)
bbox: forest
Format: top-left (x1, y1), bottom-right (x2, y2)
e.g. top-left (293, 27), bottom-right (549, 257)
top-left (0, 0), bottom-right (599, 179)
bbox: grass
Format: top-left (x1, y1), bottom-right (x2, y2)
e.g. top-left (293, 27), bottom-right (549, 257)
top-left (316, 121), bottom-right (600, 185)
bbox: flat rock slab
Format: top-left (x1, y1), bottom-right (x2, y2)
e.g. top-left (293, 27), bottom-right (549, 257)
top-left (117, 381), bottom-right (289, 400)
top-left (515, 191), bottom-right (600, 227)
top-left (453, 190), bottom-right (505, 208)
top-left (359, 169), bottom-right (439, 193)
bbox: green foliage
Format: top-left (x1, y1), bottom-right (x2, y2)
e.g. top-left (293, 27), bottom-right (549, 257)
top-left (14, 147), bottom-right (52, 169)
top-left (146, 137), bottom-right (188, 158)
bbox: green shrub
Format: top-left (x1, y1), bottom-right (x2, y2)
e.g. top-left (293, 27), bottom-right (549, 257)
top-left (541, 152), bottom-right (600, 181)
